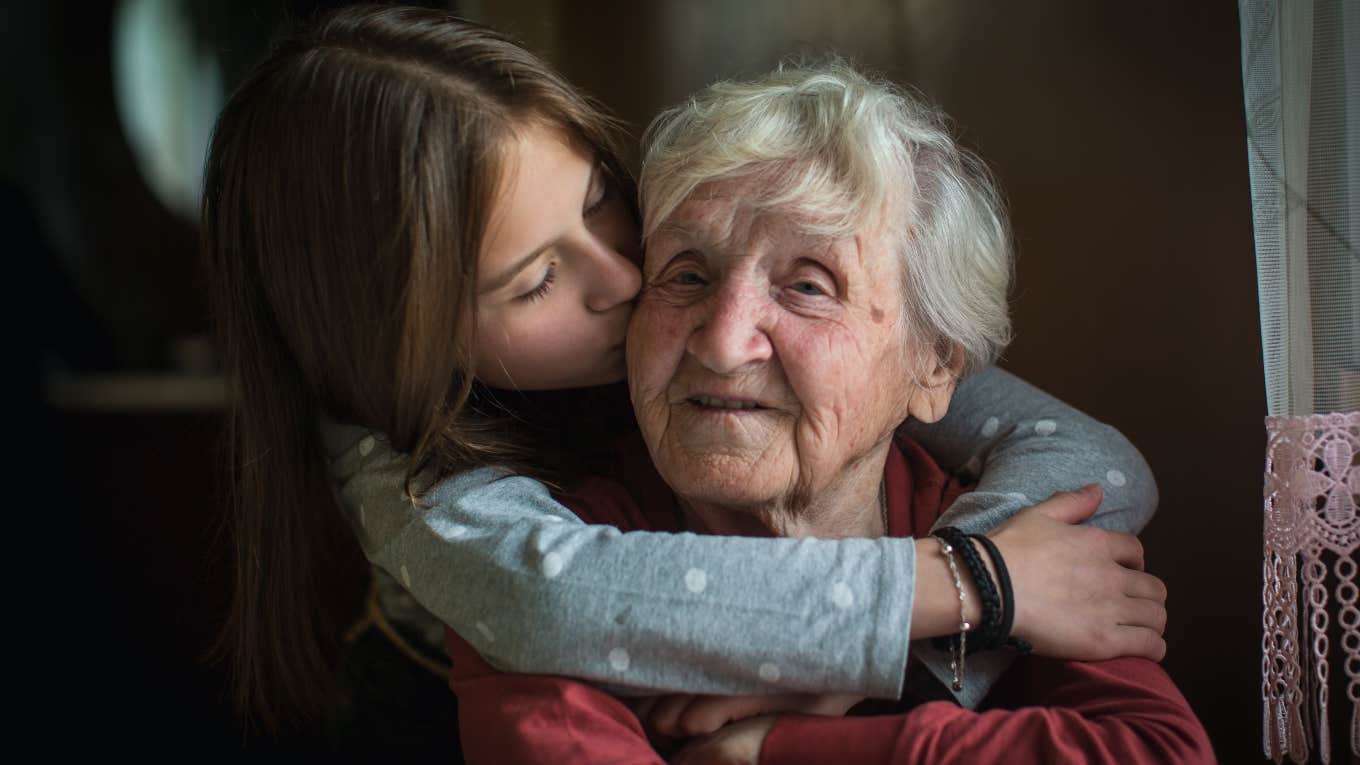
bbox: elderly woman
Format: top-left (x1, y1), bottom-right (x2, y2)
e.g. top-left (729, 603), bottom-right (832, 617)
top-left (447, 62), bottom-right (1212, 764)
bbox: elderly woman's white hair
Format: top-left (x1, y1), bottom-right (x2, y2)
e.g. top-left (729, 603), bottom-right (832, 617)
top-left (640, 60), bottom-right (1013, 375)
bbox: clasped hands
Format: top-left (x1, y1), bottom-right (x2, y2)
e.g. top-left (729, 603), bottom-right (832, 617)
top-left (629, 485), bottom-right (1169, 765)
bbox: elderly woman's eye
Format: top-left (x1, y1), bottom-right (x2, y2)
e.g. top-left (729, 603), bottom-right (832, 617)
top-left (672, 270), bottom-right (707, 286)
top-left (790, 280), bottom-right (825, 296)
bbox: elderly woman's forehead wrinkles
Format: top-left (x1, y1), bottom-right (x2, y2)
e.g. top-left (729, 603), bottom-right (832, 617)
top-left (651, 219), bottom-right (700, 243)
top-left (658, 196), bottom-right (736, 244)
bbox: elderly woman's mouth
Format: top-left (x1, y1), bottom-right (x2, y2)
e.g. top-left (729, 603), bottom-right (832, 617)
top-left (688, 395), bottom-right (768, 411)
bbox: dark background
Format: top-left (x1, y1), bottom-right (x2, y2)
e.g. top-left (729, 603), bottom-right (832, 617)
top-left (7, 0), bottom-right (1286, 761)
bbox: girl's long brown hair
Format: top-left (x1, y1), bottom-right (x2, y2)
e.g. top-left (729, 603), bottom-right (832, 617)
top-left (202, 4), bottom-right (631, 732)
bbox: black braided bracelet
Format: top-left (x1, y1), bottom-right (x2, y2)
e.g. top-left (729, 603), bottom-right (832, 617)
top-left (968, 533), bottom-right (1031, 653)
top-left (931, 526), bottom-right (1003, 652)
top-left (967, 533), bottom-right (1014, 642)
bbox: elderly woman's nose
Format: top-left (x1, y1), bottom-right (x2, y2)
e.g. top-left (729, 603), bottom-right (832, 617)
top-left (584, 243), bottom-right (643, 312)
top-left (685, 279), bottom-right (773, 374)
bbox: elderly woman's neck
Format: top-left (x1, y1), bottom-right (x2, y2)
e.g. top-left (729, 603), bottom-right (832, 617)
top-left (679, 447), bottom-right (892, 539)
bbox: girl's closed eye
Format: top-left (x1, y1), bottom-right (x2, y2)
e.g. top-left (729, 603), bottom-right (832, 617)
top-left (519, 262), bottom-right (557, 302)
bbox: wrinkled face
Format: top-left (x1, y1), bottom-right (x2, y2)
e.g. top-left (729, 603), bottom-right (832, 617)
top-left (628, 177), bottom-right (923, 512)
top-left (473, 122), bottom-right (641, 390)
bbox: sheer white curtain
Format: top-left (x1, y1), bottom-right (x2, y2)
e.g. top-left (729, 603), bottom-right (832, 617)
top-left (1241, 1), bottom-right (1359, 762)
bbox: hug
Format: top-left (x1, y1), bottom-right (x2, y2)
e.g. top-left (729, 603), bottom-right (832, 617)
top-left (204, 5), bottom-right (1212, 762)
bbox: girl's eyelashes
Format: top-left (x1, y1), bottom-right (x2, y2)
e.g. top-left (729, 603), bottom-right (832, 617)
top-left (511, 164), bottom-right (610, 305)
top-left (518, 263), bottom-right (557, 302)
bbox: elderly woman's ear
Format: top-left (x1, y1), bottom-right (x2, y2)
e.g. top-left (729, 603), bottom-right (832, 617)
top-left (904, 341), bottom-right (966, 424)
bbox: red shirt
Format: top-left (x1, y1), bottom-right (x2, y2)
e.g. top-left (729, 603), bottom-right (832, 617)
top-left (446, 435), bottom-right (1214, 764)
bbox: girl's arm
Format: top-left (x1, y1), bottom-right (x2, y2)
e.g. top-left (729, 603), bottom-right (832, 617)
top-left (902, 365), bottom-right (1158, 706)
top-left (904, 366), bottom-right (1157, 536)
top-left (322, 366), bottom-right (1156, 701)
top-left (328, 429), bottom-right (915, 699)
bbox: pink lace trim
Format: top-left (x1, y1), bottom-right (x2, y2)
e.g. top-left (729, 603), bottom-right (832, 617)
top-left (1263, 411), bottom-right (1360, 764)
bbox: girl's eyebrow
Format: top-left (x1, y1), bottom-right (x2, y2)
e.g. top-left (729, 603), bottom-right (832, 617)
top-left (480, 243), bottom-right (551, 295)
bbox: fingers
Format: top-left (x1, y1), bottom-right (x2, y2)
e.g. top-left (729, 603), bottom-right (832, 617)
top-left (1123, 569), bottom-right (1168, 603)
top-left (649, 695), bottom-right (772, 738)
top-left (1116, 594), bottom-right (1168, 635)
top-left (647, 695), bottom-right (697, 737)
top-left (1033, 483), bottom-right (1103, 524)
top-left (1102, 531), bottom-right (1145, 571)
top-left (679, 697), bottom-right (758, 737)
top-left (1109, 624), bottom-right (1168, 662)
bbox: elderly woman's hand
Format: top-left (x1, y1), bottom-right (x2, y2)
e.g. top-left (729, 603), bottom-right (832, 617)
top-left (988, 484), bottom-right (1170, 661)
top-left (666, 715), bottom-right (779, 765)
top-left (635, 692), bottom-right (861, 739)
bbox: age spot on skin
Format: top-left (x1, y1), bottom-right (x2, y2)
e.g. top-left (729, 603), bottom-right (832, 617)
top-left (870, 305), bottom-right (885, 323)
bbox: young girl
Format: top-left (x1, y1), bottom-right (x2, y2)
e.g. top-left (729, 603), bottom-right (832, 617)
top-left (204, 4), bottom-right (1165, 745)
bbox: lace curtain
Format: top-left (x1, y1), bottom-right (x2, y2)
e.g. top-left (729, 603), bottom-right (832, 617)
top-left (1241, 1), bottom-right (1360, 762)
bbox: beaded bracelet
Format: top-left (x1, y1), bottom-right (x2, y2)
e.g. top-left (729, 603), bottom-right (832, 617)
top-left (933, 534), bottom-right (970, 691)
top-left (934, 526), bottom-right (1004, 651)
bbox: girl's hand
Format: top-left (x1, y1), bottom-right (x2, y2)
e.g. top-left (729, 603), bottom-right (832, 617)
top-left (634, 693), bottom-right (861, 738)
top-left (667, 715), bottom-right (779, 765)
top-left (989, 484), bottom-right (1169, 661)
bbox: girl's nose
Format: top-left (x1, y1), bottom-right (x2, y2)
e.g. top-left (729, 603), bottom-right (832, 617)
top-left (585, 242), bottom-right (642, 312)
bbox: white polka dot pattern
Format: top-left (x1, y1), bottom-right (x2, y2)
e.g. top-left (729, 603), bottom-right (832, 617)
top-left (542, 552), bottom-right (565, 578)
top-left (964, 456), bottom-right (982, 477)
top-left (684, 568), bottom-right (708, 593)
top-left (832, 582), bottom-right (855, 609)
top-left (1034, 419), bottom-right (1058, 436)
top-left (981, 417), bottom-right (1000, 437)
top-left (609, 647), bottom-right (630, 671)
top-left (476, 621), bottom-right (496, 643)
top-left (400, 564), bottom-right (412, 588)
top-left (428, 516), bottom-right (467, 540)
top-left (758, 662), bottom-right (781, 682)
top-left (358, 435), bottom-right (375, 456)
top-left (1106, 469), bottom-right (1127, 487)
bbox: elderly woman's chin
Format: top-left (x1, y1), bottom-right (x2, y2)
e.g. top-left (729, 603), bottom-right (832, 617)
top-left (651, 422), bottom-right (801, 513)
